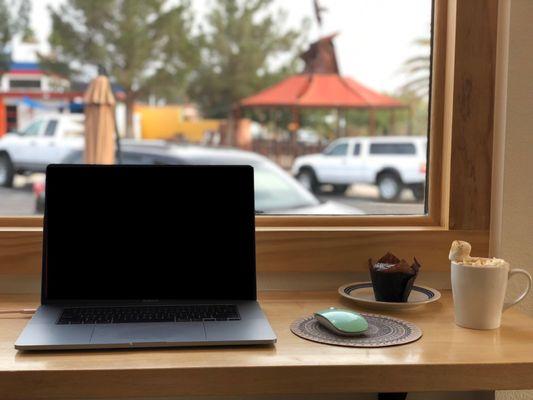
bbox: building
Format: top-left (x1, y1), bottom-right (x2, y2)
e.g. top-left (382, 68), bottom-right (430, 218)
top-left (0, 41), bottom-right (83, 135)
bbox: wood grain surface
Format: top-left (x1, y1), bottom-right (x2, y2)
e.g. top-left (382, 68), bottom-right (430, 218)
top-left (0, 291), bottom-right (532, 399)
top-left (0, 229), bottom-right (489, 293)
top-left (448, 0), bottom-right (499, 230)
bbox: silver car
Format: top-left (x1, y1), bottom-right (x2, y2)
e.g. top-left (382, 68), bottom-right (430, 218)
top-left (38, 141), bottom-right (362, 215)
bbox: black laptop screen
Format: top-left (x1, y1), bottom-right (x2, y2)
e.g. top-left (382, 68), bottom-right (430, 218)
top-left (43, 165), bottom-right (256, 302)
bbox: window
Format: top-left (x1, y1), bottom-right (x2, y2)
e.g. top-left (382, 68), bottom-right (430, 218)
top-left (0, 0), bottom-right (498, 288)
top-left (323, 142), bottom-right (348, 156)
top-left (44, 120), bottom-right (58, 137)
top-left (0, 0), bottom-right (434, 217)
top-left (254, 163), bottom-right (320, 213)
top-left (369, 143), bottom-right (417, 155)
top-left (20, 120), bottom-right (44, 137)
top-left (63, 151), bottom-right (157, 165)
top-left (120, 154), bottom-right (153, 165)
top-left (8, 79), bottom-right (41, 90)
top-left (61, 119), bottom-right (85, 138)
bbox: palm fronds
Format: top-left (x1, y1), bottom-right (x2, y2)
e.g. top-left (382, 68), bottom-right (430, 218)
top-left (400, 37), bottom-right (431, 100)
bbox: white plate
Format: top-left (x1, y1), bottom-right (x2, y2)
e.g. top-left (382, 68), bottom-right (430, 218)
top-left (338, 281), bottom-right (441, 310)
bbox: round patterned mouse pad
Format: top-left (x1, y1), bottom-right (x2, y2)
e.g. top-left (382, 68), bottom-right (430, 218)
top-left (290, 314), bottom-right (422, 348)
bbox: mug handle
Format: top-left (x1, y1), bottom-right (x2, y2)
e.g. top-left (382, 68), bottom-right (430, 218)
top-left (503, 268), bottom-right (532, 311)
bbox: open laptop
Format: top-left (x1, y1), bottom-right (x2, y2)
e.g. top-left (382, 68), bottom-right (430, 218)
top-left (15, 164), bottom-right (276, 350)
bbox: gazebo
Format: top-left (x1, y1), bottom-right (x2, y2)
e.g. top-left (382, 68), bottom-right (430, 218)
top-left (237, 34), bottom-right (406, 146)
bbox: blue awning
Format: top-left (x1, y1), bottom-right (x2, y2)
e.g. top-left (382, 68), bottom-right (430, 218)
top-left (20, 97), bottom-right (68, 110)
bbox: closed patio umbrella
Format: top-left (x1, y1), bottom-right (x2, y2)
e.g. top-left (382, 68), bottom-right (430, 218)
top-left (84, 75), bottom-right (116, 164)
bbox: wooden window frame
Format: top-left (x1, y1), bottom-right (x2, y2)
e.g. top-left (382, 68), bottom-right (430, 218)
top-left (0, 0), bottom-right (498, 288)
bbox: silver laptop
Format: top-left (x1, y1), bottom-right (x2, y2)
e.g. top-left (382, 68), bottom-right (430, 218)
top-left (15, 164), bottom-right (276, 350)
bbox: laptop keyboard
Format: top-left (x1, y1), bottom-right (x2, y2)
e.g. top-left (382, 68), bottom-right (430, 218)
top-left (57, 305), bottom-right (240, 324)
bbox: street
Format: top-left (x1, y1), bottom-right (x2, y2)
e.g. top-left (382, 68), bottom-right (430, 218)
top-left (0, 185), bottom-right (36, 215)
top-left (0, 177), bottom-right (424, 216)
top-left (317, 184), bottom-right (425, 215)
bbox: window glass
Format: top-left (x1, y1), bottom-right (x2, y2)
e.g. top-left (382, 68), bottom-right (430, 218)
top-left (63, 151), bottom-right (157, 166)
top-left (324, 143), bottom-right (348, 156)
top-left (44, 120), bottom-right (58, 137)
top-left (254, 163), bottom-right (319, 213)
top-left (63, 121), bottom-right (84, 138)
top-left (0, 0), bottom-right (432, 217)
top-left (121, 153), bottom-right (154, 165)
top-left (9, 79), bottom-right (41, 89)
top-left (369, 143), bottom-right (417, 155)
top-left (20, 120), bottom-right (44, 137)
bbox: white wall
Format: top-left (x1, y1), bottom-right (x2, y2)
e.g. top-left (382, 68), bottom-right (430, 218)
top-left (490, 0), bottom-right (533, 399)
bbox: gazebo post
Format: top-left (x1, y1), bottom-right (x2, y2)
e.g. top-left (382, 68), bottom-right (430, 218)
top-left (369, 108), bottom-right (376, 136)
top-left (335, 108), bottom-right (344, 138)
top-left (289, 107), bottom-right (300, 157)
top-left (407, 105), bottom-right (414, 135)
top-left (230, 106), bottom-right (242, 147)
top-left (389, 109), bottom-right (396, 135)
top-left (273, 108), bottom-right (281, 165)
top-left (268, 108), bottom-right (274, 140)
top-left (340, 108), bottom-right (347, 137)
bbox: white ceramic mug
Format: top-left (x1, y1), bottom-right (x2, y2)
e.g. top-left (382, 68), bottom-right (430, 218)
top-left (451, 261), bottom-right (532, 329)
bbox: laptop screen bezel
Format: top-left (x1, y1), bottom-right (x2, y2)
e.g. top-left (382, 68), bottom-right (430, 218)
top-left (41, 164), bottom-right (257, 305)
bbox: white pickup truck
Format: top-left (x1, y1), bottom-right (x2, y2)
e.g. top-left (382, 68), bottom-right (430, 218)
top-left (292, 136), bottom-right (427, 201)
top-left (0, 114), bottom-right (84, 186)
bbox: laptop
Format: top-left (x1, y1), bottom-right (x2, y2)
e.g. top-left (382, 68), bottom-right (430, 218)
top-left (15, 164), bottom-right (276, 350)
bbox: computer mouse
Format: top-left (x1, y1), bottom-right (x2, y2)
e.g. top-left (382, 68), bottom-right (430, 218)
top-left (314, 307), bottom-right (368, 336)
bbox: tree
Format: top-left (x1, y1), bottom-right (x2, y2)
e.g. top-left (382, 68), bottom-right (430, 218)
top-left (188, 0), bottom-right (309, 118)
top-left (43, 0), bottom-right (198, 137)
top-left (0, 0), bottom-right (12, 53)
top-left (0, 0), bottom-right (34, 69)
top-left (395, 38), bottom-right (432, 136)
top-left (401, 38), bottom-right (431, 100)
top-left (14, 0), bottom-right (36, 43)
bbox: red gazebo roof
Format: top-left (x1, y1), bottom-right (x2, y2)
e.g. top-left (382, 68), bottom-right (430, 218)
top-left (240, 73), bottom-right (403, 109)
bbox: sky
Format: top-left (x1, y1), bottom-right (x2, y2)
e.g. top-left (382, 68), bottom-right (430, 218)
top-left (29, 0), bottom-right (432, 94)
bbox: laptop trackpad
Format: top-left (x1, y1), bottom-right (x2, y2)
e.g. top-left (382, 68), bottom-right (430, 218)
top-left (91, 322), bottom-right (206, 344)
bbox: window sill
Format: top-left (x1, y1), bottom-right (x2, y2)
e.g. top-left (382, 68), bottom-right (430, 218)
top-left (0, 226), bottom-right (488, 294)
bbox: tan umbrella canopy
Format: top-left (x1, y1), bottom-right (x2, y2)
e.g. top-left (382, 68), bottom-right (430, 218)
top-left (83, 75), bottom-right (116, 164)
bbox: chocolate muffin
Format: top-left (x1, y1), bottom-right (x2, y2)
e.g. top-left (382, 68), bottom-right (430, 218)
top-left (369, 252), bottom-right (421, 302)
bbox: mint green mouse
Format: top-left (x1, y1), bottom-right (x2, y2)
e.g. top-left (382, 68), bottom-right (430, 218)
top-left (314, 307), bottom-right (368, 336)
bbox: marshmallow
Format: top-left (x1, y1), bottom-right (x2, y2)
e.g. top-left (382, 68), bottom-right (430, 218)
top-left (449, 240), bottom-right (507, 267)
top-left (449, 240), bottom-right (472, 262)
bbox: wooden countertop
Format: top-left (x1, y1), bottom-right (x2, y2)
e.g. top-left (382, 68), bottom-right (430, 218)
top-left (1, 291), bottom-right (533, 398)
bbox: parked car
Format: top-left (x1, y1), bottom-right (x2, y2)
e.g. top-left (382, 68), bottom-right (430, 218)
top-left (0, 114), bottom-right (85, 187)
top-left (34, 141), bottom-right (362, 215)
top-left (292, 136), bottom-right (427, 201)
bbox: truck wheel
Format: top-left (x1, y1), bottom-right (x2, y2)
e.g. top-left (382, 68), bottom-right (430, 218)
top-left (377, 172), bottom-right (402, 201)
top-left (0, 153), bottom-right (14, 188)
top-left (331, 184), bottom-right (349, 195)
top-left (297, 168), bottom-right (320, 193)
top-left (410, 184), bottom-right (425, 202)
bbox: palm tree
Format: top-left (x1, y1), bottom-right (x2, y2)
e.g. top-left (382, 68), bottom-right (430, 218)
top-left (401, 38), bottom-right (431, 100)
